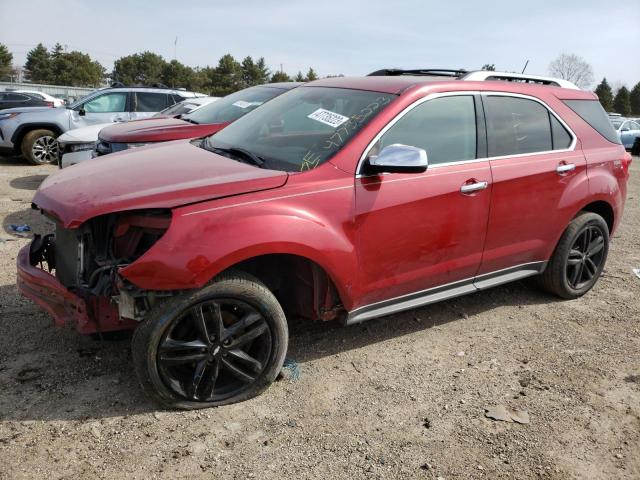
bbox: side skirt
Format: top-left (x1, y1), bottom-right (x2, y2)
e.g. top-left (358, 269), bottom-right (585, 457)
top-left (344, 261), bottom-right (546, 325)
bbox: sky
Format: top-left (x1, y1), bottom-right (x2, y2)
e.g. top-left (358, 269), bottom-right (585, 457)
top-left (1, 0), bottom-right (639, 89)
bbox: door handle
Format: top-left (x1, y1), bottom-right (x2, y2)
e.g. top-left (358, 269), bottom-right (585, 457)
top-left (460, 181), bottom-right (489, 194)
top-left (113, 116), bottom-right (127, 122)
top-left (556, 163), bottom-right (576, 174)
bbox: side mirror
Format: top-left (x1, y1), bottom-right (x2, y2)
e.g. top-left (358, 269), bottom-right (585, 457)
top-left (365, 144), bottom-right (428, 174)
top-left (620, 126), bottom-right (629, 132)
top-left (78, 107), bottom-right (86, 116)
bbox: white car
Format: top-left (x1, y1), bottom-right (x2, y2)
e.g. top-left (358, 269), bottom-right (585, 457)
top-left (14, 90), bottom-right (65, 107)
top-left (57, 123), bottom-right (112, 168)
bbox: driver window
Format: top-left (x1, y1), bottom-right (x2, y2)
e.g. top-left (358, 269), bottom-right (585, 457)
top-left (371, 95), bottom-right (477, 165)
top-left (84, 93), bottom-right (127, 113)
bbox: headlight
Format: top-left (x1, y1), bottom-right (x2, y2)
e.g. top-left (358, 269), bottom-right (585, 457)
top-left (124, 142), bottom-right (150, 149)
top-left (0, 112), bottom-right (19, 121)
top-left (69, 142), bottom-right (96, 152)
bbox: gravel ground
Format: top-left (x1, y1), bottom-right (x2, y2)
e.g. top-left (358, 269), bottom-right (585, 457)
top-left (0, 155), bottom-right (638, 480)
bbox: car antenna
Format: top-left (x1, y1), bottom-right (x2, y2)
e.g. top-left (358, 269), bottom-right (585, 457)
top-left (521, 60), bottom-right (529, 74)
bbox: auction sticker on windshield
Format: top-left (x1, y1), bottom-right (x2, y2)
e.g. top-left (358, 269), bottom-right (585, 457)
top-left (307, 108), bottom-right (350, 128)
top-left (232, 100), bottom-right (263, 109)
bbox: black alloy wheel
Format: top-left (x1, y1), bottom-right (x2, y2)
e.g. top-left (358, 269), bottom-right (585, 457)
top-left (157, 299), bottom-right (272, 402)
top-left (565, 225), bottom-right (606, 290)
top-left (132, 272), bottom-right (288, 409)
top-left (539, 211), bottom-right (609, 299)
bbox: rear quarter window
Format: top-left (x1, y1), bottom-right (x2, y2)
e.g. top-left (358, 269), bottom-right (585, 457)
top-left (563, 99), bottom-right (621, 145)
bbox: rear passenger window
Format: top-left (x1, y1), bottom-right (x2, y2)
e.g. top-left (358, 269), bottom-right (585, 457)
top-left (135, 92), bottom-right (171, 112)
top-left (562, 99), bottom-right (621, 145)
top-left (485, 96), bottom-right (553, 156)
top-left (550, 115), bottom-right (572, 149)
top-left (373, 95), bottom-right (477, 165)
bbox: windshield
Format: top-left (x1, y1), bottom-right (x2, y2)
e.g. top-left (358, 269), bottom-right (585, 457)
top-left (155, 100), bottom-right (201, 117)
top-left (202, 86), bottom-right (395, 172)
top-left (185, 86), bottom-right (287, 124)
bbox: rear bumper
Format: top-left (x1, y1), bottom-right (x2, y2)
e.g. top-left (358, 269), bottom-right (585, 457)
top-left (16, 244), bottom-right (90, 331)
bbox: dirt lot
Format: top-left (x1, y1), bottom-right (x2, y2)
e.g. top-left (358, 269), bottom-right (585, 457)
top-left (0, 155), bottom-right (638, 480)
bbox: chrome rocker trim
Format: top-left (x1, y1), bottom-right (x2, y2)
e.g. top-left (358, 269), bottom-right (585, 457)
top-left (345, 261), bottom-right (547, 325)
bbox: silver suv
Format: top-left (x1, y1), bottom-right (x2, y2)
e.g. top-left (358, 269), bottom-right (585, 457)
top-left (0, 86), bottom-right (204, 164)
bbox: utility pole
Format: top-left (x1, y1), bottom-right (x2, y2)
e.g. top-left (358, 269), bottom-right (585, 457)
top-left (174, 36), bottom-right (178, 61)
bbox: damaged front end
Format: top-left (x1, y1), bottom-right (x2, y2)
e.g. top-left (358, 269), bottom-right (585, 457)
top-left (19, 208), bottom-right (173, 334)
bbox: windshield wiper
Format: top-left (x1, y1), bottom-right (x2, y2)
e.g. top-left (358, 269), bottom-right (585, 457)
top-left (210, 146), bottom-right (265, 167)
top-left (182, 117), bottom-right (199, 124)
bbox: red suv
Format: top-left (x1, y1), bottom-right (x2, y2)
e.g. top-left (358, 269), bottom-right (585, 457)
top-left (94, 83), bottom-right (301, 156)
top-left (17, 70), bottom-right (631, 409)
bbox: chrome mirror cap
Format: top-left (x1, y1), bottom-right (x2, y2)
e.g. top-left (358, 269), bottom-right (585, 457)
top-left (367, 144), bottom-right (428, 174)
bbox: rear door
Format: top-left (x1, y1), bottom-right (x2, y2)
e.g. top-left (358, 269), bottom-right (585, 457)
top-left (355, 94), bottom-right (493, 307)
top-left (477, 93), bottom-right (587, 276)
top-left (130, 92), bottom-right (173, 120)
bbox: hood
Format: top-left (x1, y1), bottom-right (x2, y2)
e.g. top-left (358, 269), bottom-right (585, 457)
top-left (0, 106), bottom-right (56, 115)
top-left (99, 117), bottom-right (229, 143)
top-left (34, 141), bottom-right (288, 228)
top-left (57, 123), bottom-right (114, 144)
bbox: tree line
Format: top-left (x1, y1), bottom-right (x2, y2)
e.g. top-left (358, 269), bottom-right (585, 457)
top-left (0, 43), bottom-right (639, 114)
top-left (0, 42), bottom-right (320, 96)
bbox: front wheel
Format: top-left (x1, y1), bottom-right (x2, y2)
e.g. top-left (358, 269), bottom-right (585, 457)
top-left (132, 272), bottom-right (288, 409)
top-left (21, 129), bottom-right (59, 165)
top-left (539, 212), bottom-right (609, 299)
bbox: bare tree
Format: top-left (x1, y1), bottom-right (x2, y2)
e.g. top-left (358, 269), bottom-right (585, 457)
top-left (548, 53), bottom-right (594, 89)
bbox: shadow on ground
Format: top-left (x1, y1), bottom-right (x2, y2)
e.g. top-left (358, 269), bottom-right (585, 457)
top-left (0, 278), bottom-right (560, 422)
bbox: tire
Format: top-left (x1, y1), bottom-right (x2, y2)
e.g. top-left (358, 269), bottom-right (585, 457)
top-left (132, 272), bottom-right (288, 410)
top-left (539, 212), bottom-right (609, 299)
top-left (21, 129), bottom-right (59, 165)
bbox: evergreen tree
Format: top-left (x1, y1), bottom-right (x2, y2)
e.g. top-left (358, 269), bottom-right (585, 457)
top-left (305, 68), bottom-right (318, 81)
top-left (481, 63), bottom-right (496, 71)
top-left (0, 43), bottom-right (12, 80)
top-left (594, 78), bottom-right (614, 111)
top-left (253, 57), bottom-right (270, 85)
top-left (24, 43), bottom-right (52, 83)
top-left (209, 54), bottom-right (243, 96)
top-left (613, 86), bottom-right (631, 115)
top-left (294, 71), bottom-right (305, 82)
top-left (630, 81), bottom-right (640, 115)
top-left (270, 71), bottom-right (292, 83)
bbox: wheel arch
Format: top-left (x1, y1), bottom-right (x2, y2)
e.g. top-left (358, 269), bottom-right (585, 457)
top-left (220, 253), bottom-right (347, 322)
top-left (578, 200), bottom-right (614, 233)
top-left (11, 123), bottom-right (65, 150)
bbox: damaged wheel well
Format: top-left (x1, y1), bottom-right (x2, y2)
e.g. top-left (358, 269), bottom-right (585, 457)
top-left (225, 254), bottom-right (345, 322)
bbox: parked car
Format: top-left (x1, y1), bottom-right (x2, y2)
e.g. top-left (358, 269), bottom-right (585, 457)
top-left (94, 83), bottom-right (301, 157)
top-left (0, 85), bottom-right (205, 164)
top-left (56, 122), bottom-right (113, 168)
top-left (18, 71), bottom-right (630, 409)
top-left (610, 118), bottom-right (640, 150)
top-left (56, 97), bottom-right (221, 168)
top-left (0, 91), bottom-right (55, 110)
top-left (14, 90), bottom-right (66, 107)
top-left (154, 96), bottom-right (219, 117)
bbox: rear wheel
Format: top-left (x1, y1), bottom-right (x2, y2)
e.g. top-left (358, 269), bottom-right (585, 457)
top-left (132, 272), bottom-right (288, 409)
top-left (539, 212), bottom-right (609, 299)
top-left (21, 129), bottom-right (59, 165)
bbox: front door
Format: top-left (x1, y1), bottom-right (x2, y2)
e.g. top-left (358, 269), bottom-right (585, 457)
top-left (70, 91), bottom-right (131, 129)
top-left (355, 94), bottom-right (492, 308)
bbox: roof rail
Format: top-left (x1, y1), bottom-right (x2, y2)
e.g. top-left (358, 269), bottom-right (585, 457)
top-left (461, 71), bottom-right (580, 90)
top-left (367, 68), bottom-right (468, 78)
